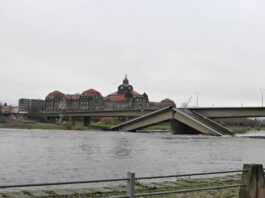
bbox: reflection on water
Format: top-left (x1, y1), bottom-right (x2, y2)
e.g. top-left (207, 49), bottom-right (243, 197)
top-left (0, 128), bottom-right (265, 190)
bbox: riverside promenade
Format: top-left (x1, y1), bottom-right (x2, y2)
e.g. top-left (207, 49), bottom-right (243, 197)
top-left (0, 174), bottom-right (241, 198)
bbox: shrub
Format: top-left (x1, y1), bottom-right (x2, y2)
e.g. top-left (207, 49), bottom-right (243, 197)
top-left (61, 121), bottom-right (72, 130)
top-left (99, 117), bottom-right (118, 125)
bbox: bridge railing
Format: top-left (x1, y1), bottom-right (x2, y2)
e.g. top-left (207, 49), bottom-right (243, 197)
top-left (0, 164), bottom-right (264, 198)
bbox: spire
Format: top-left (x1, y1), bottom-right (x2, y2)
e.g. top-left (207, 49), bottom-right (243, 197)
top-left (123, 74), bottom-right (129, 85)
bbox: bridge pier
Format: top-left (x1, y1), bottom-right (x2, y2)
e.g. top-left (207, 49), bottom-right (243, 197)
top-left (170, 119), bottom-right (200, 134)
top-left (43, 116), bottom-right (48, 122)
top-left (84, 116), bottom-right (91, 127)
top-left (68, 116), bottom-right (75, 126)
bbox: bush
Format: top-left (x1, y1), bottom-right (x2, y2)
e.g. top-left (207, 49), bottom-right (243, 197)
top-left (99, 117), bottom-right (118, 125)
top-left (61, 121), bottom-right (72, 130)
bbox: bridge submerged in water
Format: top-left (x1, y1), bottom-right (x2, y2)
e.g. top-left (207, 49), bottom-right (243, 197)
top-left (28, 106), bottom-right (265, 136)
top-left (111, 106), bottom-right (265, 136)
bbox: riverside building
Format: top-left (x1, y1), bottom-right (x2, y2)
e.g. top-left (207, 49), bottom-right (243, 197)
top-left (45, 76), bottom-right (175, 113)
top-left (18, 99), bottom-right (45, 113)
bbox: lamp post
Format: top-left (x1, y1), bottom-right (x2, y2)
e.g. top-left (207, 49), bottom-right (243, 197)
top-left (259, 89), bottom-right (265, 107)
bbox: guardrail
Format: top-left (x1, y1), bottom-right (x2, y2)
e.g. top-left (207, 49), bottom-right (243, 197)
top-left (0, 164), bottom-right (264, 198)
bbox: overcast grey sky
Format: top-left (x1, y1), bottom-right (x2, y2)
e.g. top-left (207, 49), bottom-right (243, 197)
top-left (1, 0), bottom-right (265, 107)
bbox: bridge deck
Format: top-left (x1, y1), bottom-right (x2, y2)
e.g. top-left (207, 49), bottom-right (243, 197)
top-left (27, 109), bottom-right (154, 117)
top-left (187, 107), bottom-right (265, 118)
top-left (27, 107), bottom-right (265, 118)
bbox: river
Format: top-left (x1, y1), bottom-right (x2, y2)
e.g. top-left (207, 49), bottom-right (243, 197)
top-left (0, 128), bottom-right (265, 190)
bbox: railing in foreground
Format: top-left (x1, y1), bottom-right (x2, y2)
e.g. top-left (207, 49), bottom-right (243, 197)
top-left (0, 164), bottom-right (264, 198)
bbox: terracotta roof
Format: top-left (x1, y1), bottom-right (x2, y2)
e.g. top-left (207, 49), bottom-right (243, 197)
top-left (2, 105), bottom-right (12, 108)
top-left (104, 92), bottom-right (126, 101)
top-left (130, 90), bottom-right (141, 97)
top-left (160, 98), bottom-right (174, 103)
top-left (47, 91), bottom-right (65, 98)
top-left (150, 101), bottom-right (160, 105)
top-left (105, 90), bottom-right (141, 102)
top-left (82, 89), bottom-right (102, 96)
top-left (65, 94), bottom-right (80, 99)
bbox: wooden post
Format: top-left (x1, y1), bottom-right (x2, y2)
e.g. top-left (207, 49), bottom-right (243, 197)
top-left (126, 172), bottom-right (135, 198)
top-left (239, 164), bottom-right (265, 198)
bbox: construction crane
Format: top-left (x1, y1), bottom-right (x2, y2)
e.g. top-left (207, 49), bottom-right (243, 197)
top-left (181, 96), bottom-right (192, 108)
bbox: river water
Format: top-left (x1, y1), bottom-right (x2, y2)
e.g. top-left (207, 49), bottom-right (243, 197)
top-left (0, 128), bottom-right (265, 190)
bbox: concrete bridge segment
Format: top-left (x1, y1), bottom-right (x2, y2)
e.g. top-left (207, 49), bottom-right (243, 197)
top-left (110, 107), bottom-right (174, 132)
top-left (111, 107), bottom-right (234, 136)
top-left (189, 107), bottom-right (265, 118)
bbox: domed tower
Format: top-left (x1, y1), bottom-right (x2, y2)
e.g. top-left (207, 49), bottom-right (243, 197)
top-left (117, 75), bottom-right (133, 97)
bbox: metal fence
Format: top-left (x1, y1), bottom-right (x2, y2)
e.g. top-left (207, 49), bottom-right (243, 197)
top-left (0, 164), bottom-right (264, 198)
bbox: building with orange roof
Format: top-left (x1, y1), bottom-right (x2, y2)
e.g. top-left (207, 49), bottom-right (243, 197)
top-left (43, 76), bottom-right (175, 112)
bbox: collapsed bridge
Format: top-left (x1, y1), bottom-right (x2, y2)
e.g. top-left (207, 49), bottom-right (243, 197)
top-left (111, 106), bottom-right (265, 136)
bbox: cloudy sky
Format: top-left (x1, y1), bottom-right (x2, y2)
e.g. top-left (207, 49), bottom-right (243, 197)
top-left (1, 0), bottom-right (265, 107)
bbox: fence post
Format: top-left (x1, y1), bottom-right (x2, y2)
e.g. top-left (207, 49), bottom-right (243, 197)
top-left (239, 164), bottom-right (265, 198)
top-left (126, 172), bottom-right (135, 198)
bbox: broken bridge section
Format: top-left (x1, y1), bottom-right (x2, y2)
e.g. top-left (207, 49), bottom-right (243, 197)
top-left (173, 108), bottom-right (232, 136)
top-left (111, 107), bottom-right (233, 136)
top-left (111, 106), bottom-right (174, 132)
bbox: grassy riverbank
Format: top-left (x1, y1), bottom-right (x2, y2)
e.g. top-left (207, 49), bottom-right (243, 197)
top-left (0, 115), bottom-right (171, 132)
top-left (0, 116), bottom-right (84, 131)
top-left (0, 174), bottom-right (241, 197)
top-left (1, 115), bottom-right (264, 134)
top-left (1, 121), bottom-right (264, 134)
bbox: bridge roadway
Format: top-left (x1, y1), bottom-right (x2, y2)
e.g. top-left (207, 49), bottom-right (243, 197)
top-left (27, 107), bottom-right (265, 135)
top-left (27, 109), bottom-right (155, 118)
top-left (28, 106), bottom-right (265, 119)
top-left (188, 106), bottom-right (265, 118)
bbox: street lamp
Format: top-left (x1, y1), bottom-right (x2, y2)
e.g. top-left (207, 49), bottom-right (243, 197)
top-left (259, 88), bottom-right (265, 107)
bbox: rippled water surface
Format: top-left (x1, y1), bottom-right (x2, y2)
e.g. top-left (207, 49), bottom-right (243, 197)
top-left (0, 128), bottom-right (265, 189)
